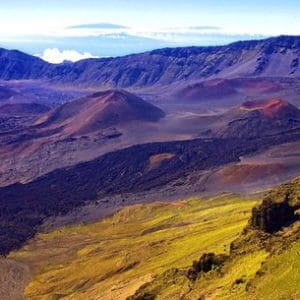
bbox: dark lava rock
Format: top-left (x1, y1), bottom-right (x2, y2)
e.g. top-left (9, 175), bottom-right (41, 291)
top-left (249, 177), bottom-right (300, 233)
top-left (251, 199), bottom-right (298, 233)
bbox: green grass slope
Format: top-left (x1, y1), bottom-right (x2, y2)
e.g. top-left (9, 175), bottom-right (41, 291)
top-left (130, 177), bottom-right (300, 300)
top-left (8, 195), bottom-right (256, 300)
top-left (6, 176), bottom-right (300, 300)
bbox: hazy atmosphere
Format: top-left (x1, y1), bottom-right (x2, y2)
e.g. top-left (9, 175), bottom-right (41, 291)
top-left (1, 0), bottom-right (300, 62)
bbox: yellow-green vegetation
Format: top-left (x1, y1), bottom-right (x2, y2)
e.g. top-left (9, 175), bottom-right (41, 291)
top-left (248, 241), bottom-right (300, 300)
top-left (130, 176), bottom-right (300, 300)
top-left (9, 195), bottom-right (257, 300)
top-left (177, 250), bottom-right (267, 300)
top-left (129, 225), bottom-right (300, 300)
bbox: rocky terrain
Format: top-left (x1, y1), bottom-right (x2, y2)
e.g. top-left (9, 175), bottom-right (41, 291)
top-left (0, 103), bottom-right (50, 135)
top-left (0, 91), bottom-right (299, 258)
top-left (170, 76), bottom-right (300, 114)
top-left (250, 176), bottom-right (300, 232)
top-left (1, 122), bottom-right (300, 255)
top-left (0, 89), bottom-right (169, 186)
top-left (0, 91), bottom-right (299, 187)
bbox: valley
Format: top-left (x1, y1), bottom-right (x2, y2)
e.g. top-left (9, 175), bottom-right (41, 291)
top-left (3, 175), bottom-right (300, 299)
top-left (0, 34), bottom-right (300, 299)
top-left (5, 195), bottom-right (258, 300)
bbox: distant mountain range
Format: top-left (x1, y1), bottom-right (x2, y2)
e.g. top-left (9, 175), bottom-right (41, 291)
top-left (2, 35), bottom-right (300, 88)
top-left (0, 32), bottom-right (266, 59)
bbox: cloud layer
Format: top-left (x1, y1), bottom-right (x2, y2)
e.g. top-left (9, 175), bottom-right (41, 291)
top-left (67, 23), bottom-right (127, 30)
top-left (1, 23), bottom-right (267, 60)
top-left (37, 48), bottom-right (98, 64)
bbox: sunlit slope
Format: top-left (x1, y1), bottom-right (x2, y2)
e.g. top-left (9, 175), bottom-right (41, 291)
top-left (130, 176), bottom-right (300, 300)
top-left (9, 195), bottom-right (256, 300)
top-left (177, 227), bottom-right (300, 300)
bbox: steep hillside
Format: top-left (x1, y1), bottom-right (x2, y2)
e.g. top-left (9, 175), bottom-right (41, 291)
top-left (0, 48), bottom-right (50, 80)
top-left (5, 195), bottom-right (257, 300)
top-left (5, 176), bottom-right (300, 299)
top-left (250, 176), bottom-right (300, 232)
top-left (129, 176), bottom-right (300, 299)
top-left (35, 89), bottom-right (165, 135)
top-left (2, 36), bottom-right (300, 88)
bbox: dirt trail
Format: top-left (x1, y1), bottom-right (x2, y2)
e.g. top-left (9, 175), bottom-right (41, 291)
top-left (0, 259), bottom-right (31, 300)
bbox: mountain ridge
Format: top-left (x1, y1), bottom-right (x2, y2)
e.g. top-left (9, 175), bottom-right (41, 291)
top-left (2, 35), bottom-right (300, 88)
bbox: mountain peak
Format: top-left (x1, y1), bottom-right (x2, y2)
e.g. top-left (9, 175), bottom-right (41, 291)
top-left (36, 89), bottom-right (165, 135)
top-left (90, 89), bottom-right (134, 103)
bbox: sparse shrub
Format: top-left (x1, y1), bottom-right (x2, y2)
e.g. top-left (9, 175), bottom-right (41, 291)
top-left (235, 277), bottom-right (245, 284)
top-left (187, 252), bottom-right (228, 280)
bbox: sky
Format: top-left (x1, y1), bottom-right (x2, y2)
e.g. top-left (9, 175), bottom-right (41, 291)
top-left (0, 0), bottom-right (300, 63)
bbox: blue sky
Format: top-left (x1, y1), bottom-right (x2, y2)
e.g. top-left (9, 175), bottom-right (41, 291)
top-left (1, 0), bottom-right (300, 62)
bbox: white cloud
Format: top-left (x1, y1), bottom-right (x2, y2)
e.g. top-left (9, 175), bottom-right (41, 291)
top-left (36, 48), bottom-right (98, 64)
top-left (67, 23), bottom-right (128, 30)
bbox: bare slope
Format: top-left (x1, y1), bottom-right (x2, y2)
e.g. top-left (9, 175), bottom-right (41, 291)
top-left (216, 98), bottom-right (300, 138)
top-left (35, 89), bottom-right (165, 135)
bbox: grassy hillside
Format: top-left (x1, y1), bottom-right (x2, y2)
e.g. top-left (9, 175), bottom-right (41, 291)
top-left (130, 177), bottom-right (300, 300)
top-left (8, 195), bottom-right (257, 300)
top-left (7, 175), bottom-right (300, 300)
